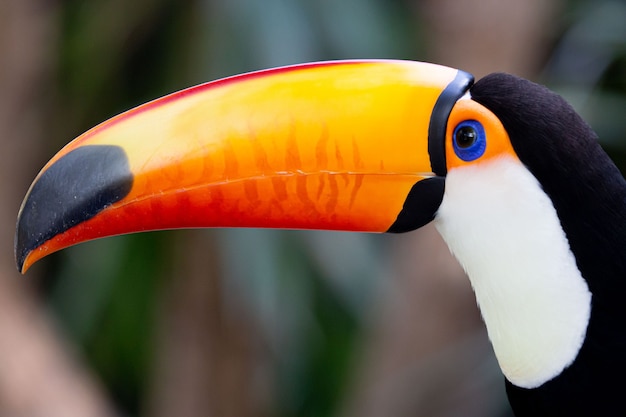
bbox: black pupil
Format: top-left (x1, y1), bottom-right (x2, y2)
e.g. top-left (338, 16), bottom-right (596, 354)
top-left (455, 126), bottom-right (477, 149)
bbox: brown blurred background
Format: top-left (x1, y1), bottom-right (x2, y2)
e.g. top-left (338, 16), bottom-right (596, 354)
top-left (1, 0), bottom-right (625, 416)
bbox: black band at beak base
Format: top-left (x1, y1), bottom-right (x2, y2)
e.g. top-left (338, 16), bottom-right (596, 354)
top-left (387, 70), bottom-right (473, 234)
top-left (427, 70), bottom-right (474, 176)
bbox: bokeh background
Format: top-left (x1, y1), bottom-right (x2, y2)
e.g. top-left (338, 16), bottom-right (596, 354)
top-left (1, 0), bottom-right (625, 416)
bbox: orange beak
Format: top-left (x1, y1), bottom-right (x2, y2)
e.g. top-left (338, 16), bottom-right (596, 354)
top-left (15, 60), bottom-right (473, 273)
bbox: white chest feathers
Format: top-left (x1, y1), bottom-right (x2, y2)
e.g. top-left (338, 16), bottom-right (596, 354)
top-left (434, 156), bottom-right (591, 389)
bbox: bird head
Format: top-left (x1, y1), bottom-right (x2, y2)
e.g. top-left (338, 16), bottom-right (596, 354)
top-left (15, 59), bottom-right (506, 271)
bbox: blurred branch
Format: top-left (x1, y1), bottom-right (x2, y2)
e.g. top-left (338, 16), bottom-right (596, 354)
top-left (146, 230), bottom-right (273, 417)
top-left (0, 1), bottom-right (116, 416)
top-left (418, 0), bottom-right (563, 78)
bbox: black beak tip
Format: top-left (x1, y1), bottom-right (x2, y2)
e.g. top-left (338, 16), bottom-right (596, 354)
top-left (14, 229), bottom-right (27, 274)
top-left (14, 145), bottom-right (134, 273)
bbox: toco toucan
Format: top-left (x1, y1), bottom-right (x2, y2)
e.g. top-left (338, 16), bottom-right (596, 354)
top-left (14, 60), bottom-right (626, 416)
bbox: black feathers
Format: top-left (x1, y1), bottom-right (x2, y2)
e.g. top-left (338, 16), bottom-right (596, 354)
top-left (471, 73), bottom-right (626, 416)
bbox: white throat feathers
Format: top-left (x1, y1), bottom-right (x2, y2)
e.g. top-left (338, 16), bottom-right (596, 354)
top-left (435, 156), bottom-right (591, 389)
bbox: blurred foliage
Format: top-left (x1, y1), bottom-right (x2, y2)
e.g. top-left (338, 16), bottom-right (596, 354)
top-left (51, 233), bottom-right (170, 408)
top-left (37, 0), bottom-right (626, 416)
top-left (543, 0), bottom-right (626, 160)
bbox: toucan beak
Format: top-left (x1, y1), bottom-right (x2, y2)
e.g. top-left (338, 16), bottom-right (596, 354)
top-left (15, 60), bottom-right (473, 273)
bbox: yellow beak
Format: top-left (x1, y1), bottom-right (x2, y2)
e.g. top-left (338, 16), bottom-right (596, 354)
top-left (15, 60), bottom-right (473, 273)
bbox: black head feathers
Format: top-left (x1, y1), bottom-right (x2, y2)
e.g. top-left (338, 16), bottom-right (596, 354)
top-left (472, 72), bottom-right (626, 304)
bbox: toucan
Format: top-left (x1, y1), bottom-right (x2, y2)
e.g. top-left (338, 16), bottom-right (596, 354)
top-left (14, 60), bottom-right (626, 416)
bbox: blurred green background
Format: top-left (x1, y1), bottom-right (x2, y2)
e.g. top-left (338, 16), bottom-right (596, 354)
top-left (0, 0), bottom-right (625, 416)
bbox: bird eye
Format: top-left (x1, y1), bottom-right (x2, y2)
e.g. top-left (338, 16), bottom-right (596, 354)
top-left (453, 120), bottom-right (486, 161)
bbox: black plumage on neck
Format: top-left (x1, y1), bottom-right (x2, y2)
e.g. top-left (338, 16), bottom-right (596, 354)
top-left (471, 73), bottom-right (626, 416)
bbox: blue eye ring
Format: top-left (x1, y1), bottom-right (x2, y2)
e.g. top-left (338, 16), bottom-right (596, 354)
top-left (452, 120), bottom-right (486, 162)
